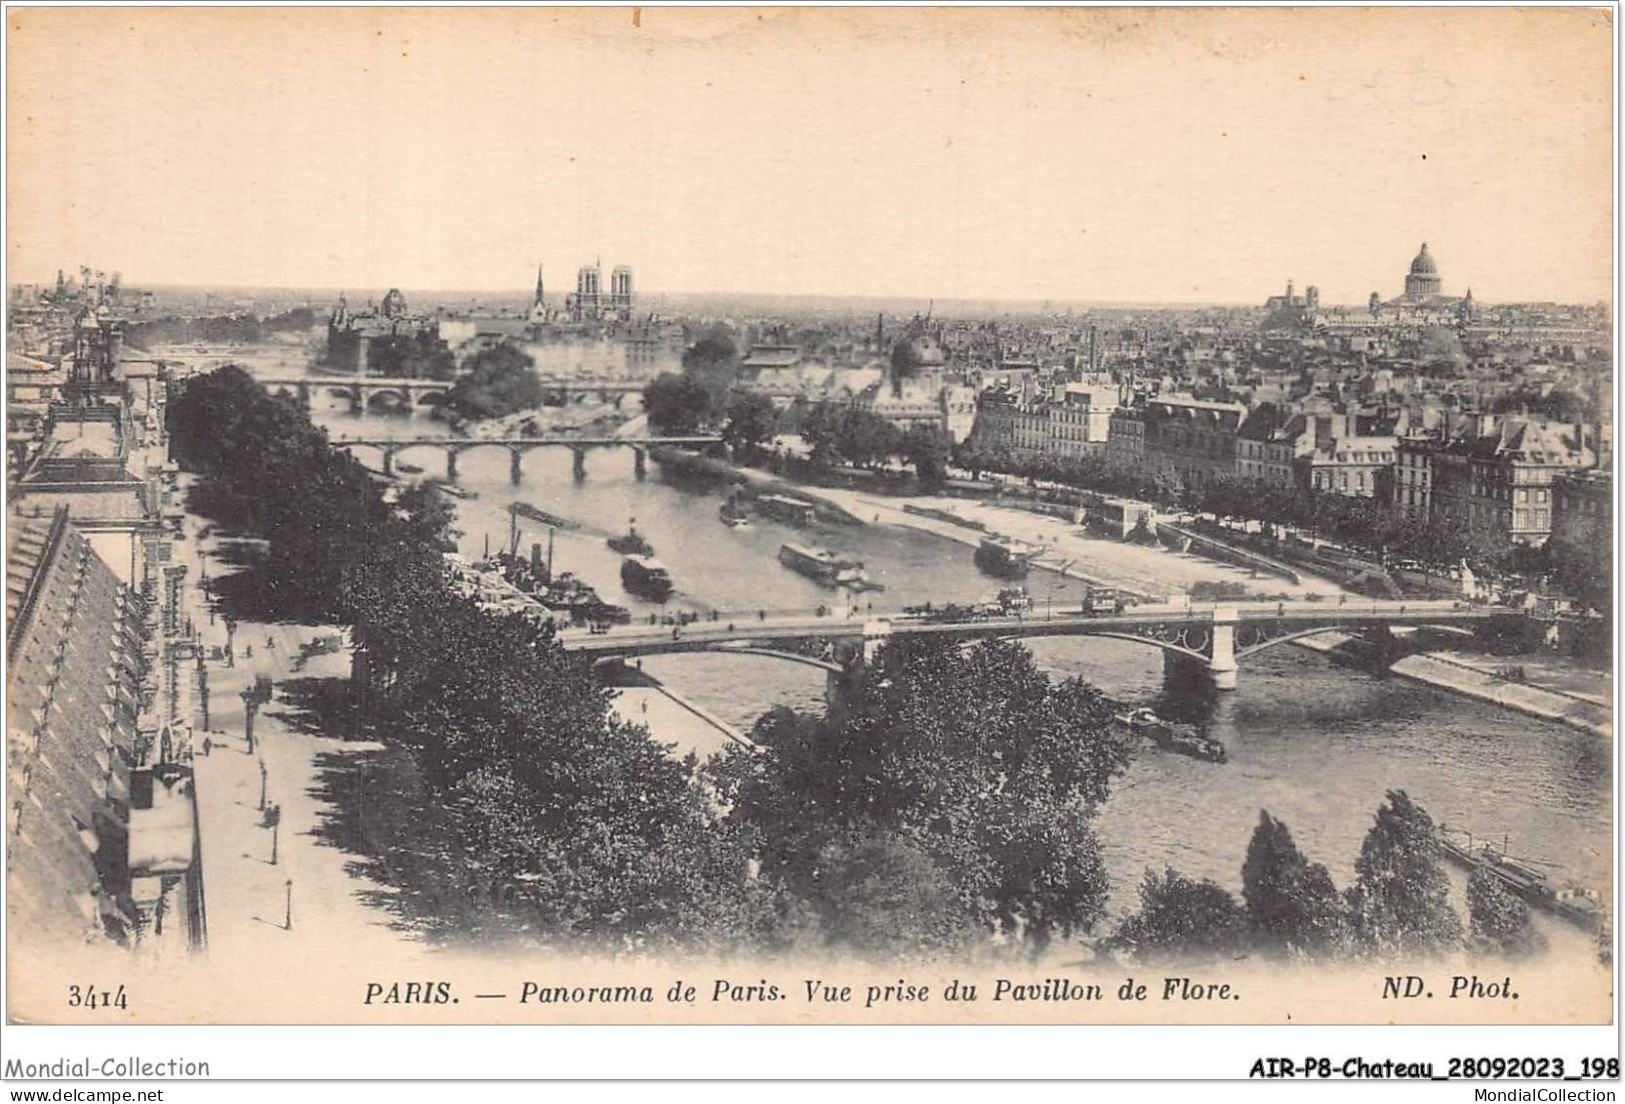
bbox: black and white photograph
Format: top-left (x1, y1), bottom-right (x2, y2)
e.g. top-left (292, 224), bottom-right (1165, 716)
top-left (2, 3), bottom-right (1616, 1072)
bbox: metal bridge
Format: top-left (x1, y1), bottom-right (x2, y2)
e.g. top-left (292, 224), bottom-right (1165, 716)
top-left (560, 598), bottom-right (1513, 690)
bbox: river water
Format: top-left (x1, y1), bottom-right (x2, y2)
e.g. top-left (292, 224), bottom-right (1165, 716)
top-left (304, 399), bottom-right (1612, 924)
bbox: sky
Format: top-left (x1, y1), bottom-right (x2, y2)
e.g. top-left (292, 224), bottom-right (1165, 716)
top-left (6, 7), bottom-right (1614, 305)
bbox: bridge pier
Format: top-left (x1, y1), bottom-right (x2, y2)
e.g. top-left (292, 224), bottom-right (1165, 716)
top-left (510, 448), bottom-right (523, 485)
top-left (351, 385), bottom-right (366, 418)
top-left (632, 446), bottom-right (647, 481)
top-left (381, 449), bottom-right (395, 477)
top-left (446, 447), bottom-right (459, 481)
top-left (572, 448), bottom-right (587, 482)
top-left (295, 381), bottom-right (312, 410)
top-left (1208, 613), bottom-right (1238, 691)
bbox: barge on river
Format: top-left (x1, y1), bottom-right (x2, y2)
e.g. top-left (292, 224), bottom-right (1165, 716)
top-left (756, 493), bottom-right (818, 526)
top-left (1114, 707), bottom-right (1227, 763)
top-left (511, 502), bottom-right (580, 530)
top-left (975, 535), bottom-right (1036, 579)
top-left (779, 543), bottom-right (870, 588)
top-left (621, 554), bottom-right (676, 600)
top-left (1436, 829), bottom-right (1604, 931)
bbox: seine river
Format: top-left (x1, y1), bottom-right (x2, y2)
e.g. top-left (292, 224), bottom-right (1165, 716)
top-left (306, 400), bottom-right (1611, 925)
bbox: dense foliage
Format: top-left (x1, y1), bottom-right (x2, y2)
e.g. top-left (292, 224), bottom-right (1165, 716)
top-left (643, 372), bottom-right (713, 434)
top-left (169, 367), bottom-right (768, 950)
top-left (1466, 865), bottom-right (1545, 958)
top-left (439, 344), bottom-right (545, 422)
top-left (720, 390), bottom-right (779, 464)
top-left (795, 402), bottom-right (953, 487)
top-left (642, 328), bottom-right (741, 433)
top-left (709, 637), bottom-right (1134, 952)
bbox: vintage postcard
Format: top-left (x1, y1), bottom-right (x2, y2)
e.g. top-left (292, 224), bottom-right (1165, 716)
top-left (3, 4), bottom-right (1615, 1053)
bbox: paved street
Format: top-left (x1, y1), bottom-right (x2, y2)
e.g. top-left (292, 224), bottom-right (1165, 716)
top-left (176, 486), bottom-right (429, 964)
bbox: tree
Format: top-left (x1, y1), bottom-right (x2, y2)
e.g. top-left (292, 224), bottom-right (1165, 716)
top-left (681, 328), bottom-right (741, 413)
top-left (1466, 866), bottom-right (1546, 958)
top-left (1241, 811), bottom-right (1348, 958)
top-left (837, 409), bottom-right (903, 471)
top-left (711, 636), bottom-right (1135, 951)
top-left (441, 344), bottom-right (543, 421)
top-left (1345, 790), bottom-right (1462, 956)
top-left (721, 390), bottom-right (779, 464)
top-left (793, 827), bottom-right (982, 957)
top-left (1108, 868), bottom-right (1249, 963)
top-left (643, 372), bottom-right (712, 435)
top-left (799, 401), bottom-right (847, 470)
top-left (903, 423), bottom-right (952, 488)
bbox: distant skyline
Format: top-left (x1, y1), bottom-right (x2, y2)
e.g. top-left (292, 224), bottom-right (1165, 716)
top-left (7, 8), bottom-right (1613, 306)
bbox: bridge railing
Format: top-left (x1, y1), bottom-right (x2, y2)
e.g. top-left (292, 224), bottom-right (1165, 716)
top-left (556, 598), bottom-right (1506, 642)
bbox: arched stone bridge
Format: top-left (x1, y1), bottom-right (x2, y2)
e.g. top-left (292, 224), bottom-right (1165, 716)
top-left (261, 374), bottom-right (649, 415)
top-left (331, 434), bottom-right (721, 482)
top-left (562, 599), bottom-right (1515, 691)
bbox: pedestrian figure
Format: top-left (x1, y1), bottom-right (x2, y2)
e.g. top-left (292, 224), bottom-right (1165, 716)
top-left (202, 737), bottom-right (212, 757)
top-left (245, 644), bottom-right (253, 658)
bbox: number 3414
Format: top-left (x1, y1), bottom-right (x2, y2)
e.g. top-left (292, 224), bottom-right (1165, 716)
top-left (67, 984), bottom-right (128, 1011)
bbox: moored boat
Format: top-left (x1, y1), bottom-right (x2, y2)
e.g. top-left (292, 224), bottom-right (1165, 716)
top-left (779, 543), bottom-right (869, 588)
top-left (621, 554), bottom-right (675, 599)
top-left (1113, 707), bottom-right (1227, 763)
top-left (428, 478), bottom-right (478, 500)
top-left (395, 460), bottom-right (424, 475)
top-left (511, 502), bottom-right (579, 530)
top-left (756, 493), bottom-right (817, 526)
top-left (1435, 828), bottom-right (1603, 931)
top-left (975, 535), bottom-right (1035, 578)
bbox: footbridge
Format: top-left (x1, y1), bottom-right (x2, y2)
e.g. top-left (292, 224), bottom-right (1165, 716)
top-left (331, 434), bottom-right (721, 482)
top-left (561, 599), bottom-right (1515, 691)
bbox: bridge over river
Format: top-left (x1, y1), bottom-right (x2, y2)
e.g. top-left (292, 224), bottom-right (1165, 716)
top-left (331, 434), bottom-right (721, 481)
top-left (558, 598), bottom-right (1515, 691)
top-left (261, 374), bottom-right (650, 414)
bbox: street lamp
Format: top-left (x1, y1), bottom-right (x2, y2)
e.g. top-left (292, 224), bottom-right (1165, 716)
top-left (266, 803), bottom-right (281, 865)
top-left (240, 688), bottom-right (260, 755)
top-left (258, 759), bottom-right (268, 811)
top-left (284, 879), bottom-right (294, 931)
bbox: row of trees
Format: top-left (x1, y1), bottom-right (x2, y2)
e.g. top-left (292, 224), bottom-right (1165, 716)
top-left (797, 402), bottom-right (954, 487)
top-left (169, 367), bottom-right (771, 950)
top-left (951, 436), bottom-right (1599, 585)
top-left (642, 331), bottom-right (956, 486)
top-left (1108, 793), bottom-right (1544, 963)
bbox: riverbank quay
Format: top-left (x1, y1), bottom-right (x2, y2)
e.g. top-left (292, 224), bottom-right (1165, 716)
top-left (1295, 632), bottom-right (1612, 738)
top-left (173, 476), bottom-right (431, 962)
top-left (810, 485), bottom-right (1342, 603)
top-left (601, 663), bottom-right (754, 758)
